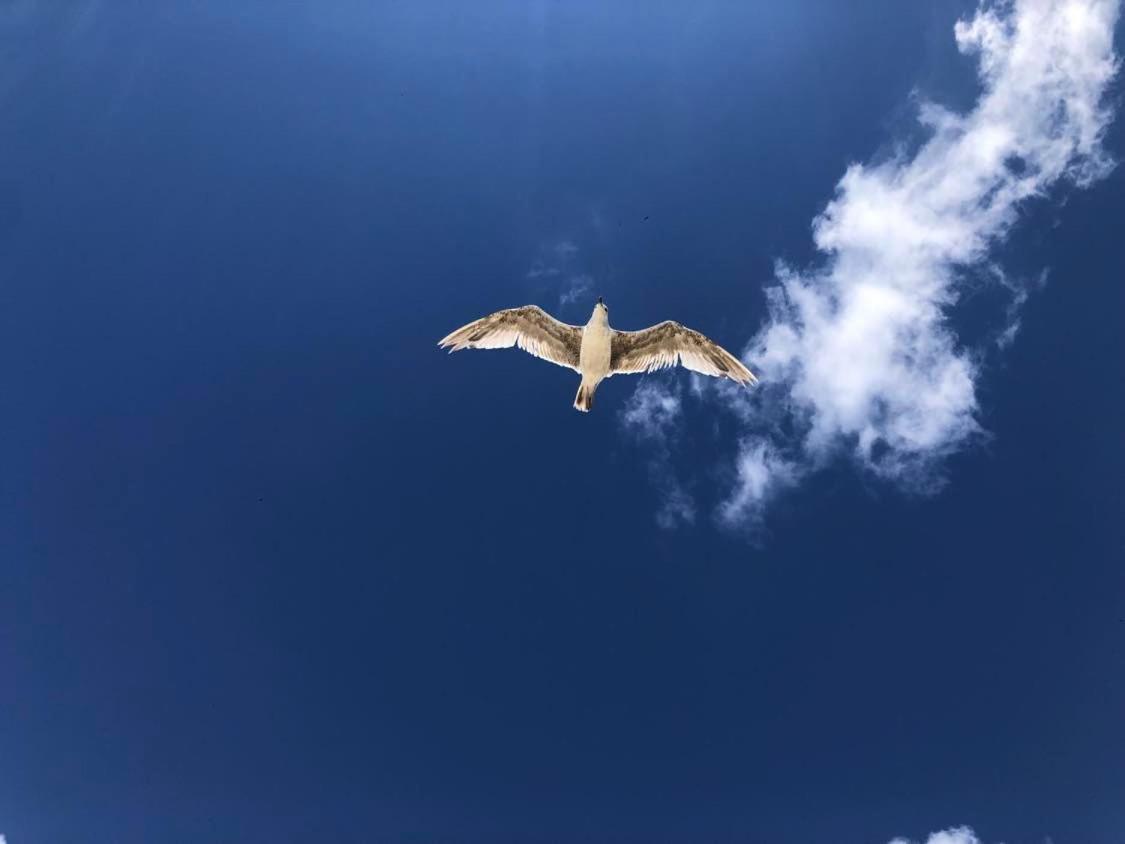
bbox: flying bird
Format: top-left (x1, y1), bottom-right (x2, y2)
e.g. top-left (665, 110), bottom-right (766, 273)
top-left (438, 298), bottom-right (757, 412)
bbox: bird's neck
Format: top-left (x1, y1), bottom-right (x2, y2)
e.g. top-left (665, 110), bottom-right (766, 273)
top-left (587, 311), bottom-right (609, 329)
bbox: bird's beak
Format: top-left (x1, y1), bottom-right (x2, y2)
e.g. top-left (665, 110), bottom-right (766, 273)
top-left (597, 296), bottom-right (604, 305)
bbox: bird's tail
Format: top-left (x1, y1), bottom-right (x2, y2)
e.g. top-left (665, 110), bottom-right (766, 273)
top-left (573, 382), bottom-right (595, 413)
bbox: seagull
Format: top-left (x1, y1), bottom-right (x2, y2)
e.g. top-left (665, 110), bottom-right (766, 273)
top-left (438, 297), bottom-right (757, 412)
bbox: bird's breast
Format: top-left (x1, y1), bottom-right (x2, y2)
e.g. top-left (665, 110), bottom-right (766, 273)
top-left (579, 323), bottom-right (613, 378)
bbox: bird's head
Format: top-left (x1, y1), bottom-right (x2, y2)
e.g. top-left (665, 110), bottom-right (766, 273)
top-left (594, 296), bottom-right (608, 318)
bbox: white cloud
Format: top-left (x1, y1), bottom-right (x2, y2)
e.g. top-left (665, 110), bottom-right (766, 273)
top-left (621, 380), bottom-right (683, 441)
top-left (711, 0), bottom-right (1121, 525)
top-left (559, 272), bottom-right (595, 307)
top-left (620, 381), bottom-right (696, 529)
top-left (525, 240), bottom-right (599, 311)
top-left (524, 263), bottom-right (561, 280)
top-left (889, 826), bottom-right (984, 844)
top-left (717, 441), bottom-right (801, 529)
top-left (654, 483), bottom-right (696, 530)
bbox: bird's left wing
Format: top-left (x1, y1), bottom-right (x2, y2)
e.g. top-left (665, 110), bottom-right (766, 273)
top-left (610, 321), bottom-right (757, 384)
top-left (438, 305), bottom-right (582, 372)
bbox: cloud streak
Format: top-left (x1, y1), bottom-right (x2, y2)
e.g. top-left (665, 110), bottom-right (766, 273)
top-left (620, 381), bottom-right (696, 529)
top-left (525, 240), bottom-right (601, 311)
top-left (559, 272), bottom-right (594, 307)
top-left (889, 826), bottom-right (984, 844)
top-left (626, 0), bottom-right (1120, 528)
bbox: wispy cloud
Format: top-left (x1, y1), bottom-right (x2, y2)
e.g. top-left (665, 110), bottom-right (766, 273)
top-left (524, 263), bottom-right (561, 281)
top-left (717, 441), bottom-right (801, 530)
top-left (553, 240), bottom-right (579, 258)
top-left (620, 381), bottom-right (696, 529)
top-left (889, 826), bottom-right (983, 844)
top-left (559, 272), bottom-right (595, 306)
top-left (525, 239), bottom-right (600, 311)
top-left (631, 0), bottom-right (1120, 529)
top-left (994, 265), bottom-right (1049, 350)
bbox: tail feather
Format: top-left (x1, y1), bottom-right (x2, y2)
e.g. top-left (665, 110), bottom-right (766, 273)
top-left (573, 383), bottom-right (595, 412)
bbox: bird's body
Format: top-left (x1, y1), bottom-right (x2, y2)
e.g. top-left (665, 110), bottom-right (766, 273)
top-left (438, 299), bottom-right (756, 412)
top-left (575, 305), bottom-right (613, 411)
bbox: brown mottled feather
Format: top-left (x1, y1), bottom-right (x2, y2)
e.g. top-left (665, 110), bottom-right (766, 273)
top-left (610, 321), bottom-right (757, 385)
top-left (438, 305), bottom-right (582, 372)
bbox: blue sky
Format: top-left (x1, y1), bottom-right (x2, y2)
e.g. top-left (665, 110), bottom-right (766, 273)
top-left (0, 1), bottom-right (1123, 842)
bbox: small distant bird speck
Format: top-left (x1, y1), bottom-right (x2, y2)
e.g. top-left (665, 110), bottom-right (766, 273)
top-left (438, 298), bottom-right (757, 412)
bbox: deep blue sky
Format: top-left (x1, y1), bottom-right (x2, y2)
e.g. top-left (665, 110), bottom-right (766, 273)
top-left (1, 3), bottom-right (1123, 842)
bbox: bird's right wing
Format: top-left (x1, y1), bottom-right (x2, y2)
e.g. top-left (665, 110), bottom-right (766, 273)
top-left (438, 305), bottom-right (582, 372)
top-left (610, 321), bottom-right (757, 384)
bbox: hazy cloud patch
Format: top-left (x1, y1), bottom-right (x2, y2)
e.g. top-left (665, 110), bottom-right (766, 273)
top-left (525, 239), bottom-right (601, 312)
top-left (559, 273), bottom-right (595, 307)
top-left (620, 381), bottom-right (696, 529)
top-left (889, 827), bottom-right (984, 844)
